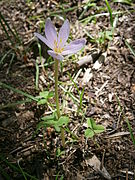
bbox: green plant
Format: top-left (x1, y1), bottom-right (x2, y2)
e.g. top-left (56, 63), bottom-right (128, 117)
top-left (35, 18), bottom-right (86, 147)
top-left (96, 30), bottom-right (113, 47)
top-left (56, 148), bottom-right (65, 158)
top-left (37, 112), bottom-right (69, 133)
top-left (85, 118), bottom-right (104, 138)
top-left (37, 91), bottom-right (54, 105)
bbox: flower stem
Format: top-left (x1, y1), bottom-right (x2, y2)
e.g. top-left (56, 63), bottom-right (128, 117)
top-left (54, 59), bottom-right (65, 148)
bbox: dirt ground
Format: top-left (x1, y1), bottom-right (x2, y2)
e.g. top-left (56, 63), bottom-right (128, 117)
top-left (0, 0), bottom-right (135, 180)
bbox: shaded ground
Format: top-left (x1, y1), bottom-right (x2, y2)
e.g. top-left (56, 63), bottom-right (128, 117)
top-left (0, 0), bottom-right (135, 179)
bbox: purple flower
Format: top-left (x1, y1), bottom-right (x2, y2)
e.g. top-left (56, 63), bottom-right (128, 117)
top-left (34, 18), bottom-right (86, 60)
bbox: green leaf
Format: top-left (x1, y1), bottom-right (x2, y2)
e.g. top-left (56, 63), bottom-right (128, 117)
top-left (87, 118), bottom-right (92, 128)
top-left (39, 114), bottom-right (69, 132)
top-left (39, 91), bottom-right (49, 98)
top-left (57, 116), bottom-right (69, 127)
top-left (41, 113), bottom-right (57, 121)
top-left (37, 99), bottom-right (47, 105)
top-left (39, 91), bottom-right (54, 99)
top-left (91, 119), bottom-right (104, 133)
top-left (40, 114), bottom-right (69, 132)
top-left (36, 121), bottom-right (46, 131)
top-left (48, 91), bottom-right (54, 98)
top-left (105, 0), bottom-right (113, 27)
top-left (54, 125), bottom-right (60, 132)
top-left (56, 148), bottom-right (65, 157)
top-left (86, 118), bottom-right (105, 135)
top-left (94, 125), bottom-right (105, 133)
top-left (106, 31), bottom-right (113, 41)
top-left (85, 129), bottom-right (94, 138)
top-left (37, 120), bottom-right (57, 131)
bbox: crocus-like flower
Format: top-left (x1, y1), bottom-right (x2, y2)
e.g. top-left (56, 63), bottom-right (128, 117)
top-left (34, 18), bottom-right (86, 60)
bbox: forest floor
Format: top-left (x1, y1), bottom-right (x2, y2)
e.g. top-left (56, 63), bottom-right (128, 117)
top-left (0, 0), bottom-right (135, 180)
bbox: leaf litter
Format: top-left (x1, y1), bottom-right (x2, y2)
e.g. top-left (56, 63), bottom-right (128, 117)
top-left (0, 0), bottom-right (135, 179)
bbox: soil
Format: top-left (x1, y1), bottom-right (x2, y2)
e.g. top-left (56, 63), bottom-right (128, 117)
top-left (0, 0), bottom-right (135, 180)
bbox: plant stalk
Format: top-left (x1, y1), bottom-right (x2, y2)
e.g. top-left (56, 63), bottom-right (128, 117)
top-left (54, 59), bottom-right (65, 147)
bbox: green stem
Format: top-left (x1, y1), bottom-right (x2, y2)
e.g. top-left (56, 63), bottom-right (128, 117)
top-left (54, 59), bottom-right (65, 147)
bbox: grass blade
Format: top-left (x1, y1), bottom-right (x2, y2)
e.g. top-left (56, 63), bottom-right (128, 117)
top-left (67, 72), bottom-right (80, 95)
top-left (105, 0), bottom-right (113, 27)
top-left (125, 40), bottom-right (135, 56)
top-left (17, 161), bottom-right (27, 180)
top-left (0, 99), bottom-right (32, 110)
top-left (0, 82), bottom-right (38, 101)
top-left (0, 12), bottom-right (20, 44)
top-left (0, 16), bottom-right (13, 45)
top-left (6, 52), bottom-right (15, 74)
top-left (79, 11), bottom-right (125, 24)
top-left (126, 118), bottom-right (135, 145)
top-left (0, 165), bottom-right (11, 180)
top-left (79, 87), bottom-right (85, 111)
top-left (0, 154), bottom-right (38, 180)
top-left (0, 49), bottom-right (12, 66)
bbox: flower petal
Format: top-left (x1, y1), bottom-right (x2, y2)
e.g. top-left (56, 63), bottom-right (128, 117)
top-left (45, 18), bottom-right (57, 47)
top-left (58, 19), bottom-right (70, 48)
top-left (47, 50), bottom-right (64, 61)
top-left (61, 38), bottom-right (86, 55)
top-left (34, 32), bottom-right (54, 49)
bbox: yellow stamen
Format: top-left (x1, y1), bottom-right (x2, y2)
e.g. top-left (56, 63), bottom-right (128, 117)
top-left (54, 39), bottom-right (64, 53)
top-left (60, 38), bottom-right (62, 44)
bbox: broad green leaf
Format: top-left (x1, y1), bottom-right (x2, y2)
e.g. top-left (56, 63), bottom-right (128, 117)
top-left (44, 120), bottom-right (57, 126)
top-left (37, 119), bottom-right (59, 132)
top-left (90, 118), bottom-right (97, 129)
top-left (57, 116), bottom-right (69, 126)
top-left (85, 129), bottom-right (94, 138)
top-left (37, 99), bottom-right (47, 105)
top-left (86, 118), bottom-right (105, 135)
top-left (90, 119), bottom-right (104, 133)
top-left (39, 91), bottom-right (54, 99)
top-left (39, 114), bottom-right (69, 132)
top-left (94, 125), bottom-right (105, 134)
top-left (36, 121), bottom-right (47, 131)
top-left (87, 118), bottom-right (92, 128)
top-left (48, 91), bottom-right (54, 98)
top-left (41, 113), bottom-right (56, 121)
top-left (39, 91), bottom-right (49, 98)
top-left (54, 125), bottom-right (60, 132)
